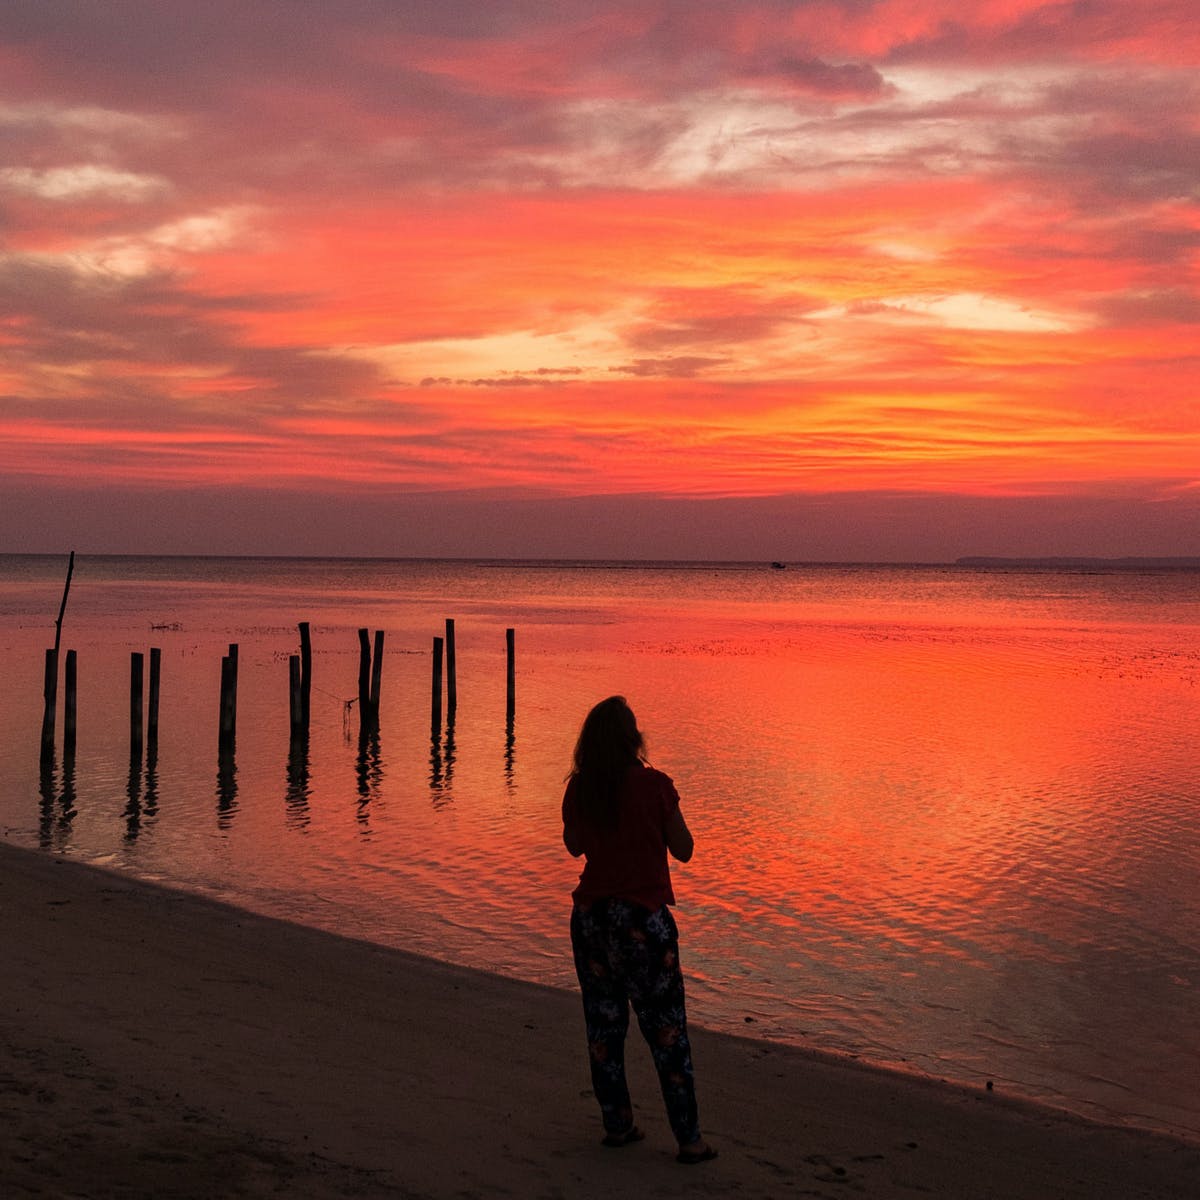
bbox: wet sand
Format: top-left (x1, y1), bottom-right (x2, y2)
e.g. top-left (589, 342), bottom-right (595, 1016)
top-left (2, 839), bottom-right (1197, 1199)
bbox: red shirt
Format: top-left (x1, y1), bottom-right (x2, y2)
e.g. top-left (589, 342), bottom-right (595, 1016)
top-left (562, 763), bottom-right (681, 910)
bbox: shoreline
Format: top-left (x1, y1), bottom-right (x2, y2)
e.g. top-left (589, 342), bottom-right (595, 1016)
top-left (3, 839), bottom-right (1198, 1198)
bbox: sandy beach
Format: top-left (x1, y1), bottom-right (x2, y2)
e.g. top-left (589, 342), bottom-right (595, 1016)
top-left (2, 839), bottom-right (1197, 1199)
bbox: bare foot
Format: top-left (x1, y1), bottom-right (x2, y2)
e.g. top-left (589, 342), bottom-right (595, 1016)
top-left (676, 1139), bottom-right (718, 1164)
top-left (601, 1126), bottom-right (646, 1148)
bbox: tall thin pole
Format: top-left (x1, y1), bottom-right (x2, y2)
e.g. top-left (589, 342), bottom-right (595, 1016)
top-left (298, 622), bottom-right (312, 731)
top-left (218, 654), bottom-right (236, 750)
top-left (357, 628), bottom-right (372, 734)
top-left (289, 655), bottom-right (303, 735)
top-left (147, 647), bottom-right (161, 757)
top-left (63, 649), bottom-right (77, 762)
top-left (431, 635), bottom-right (444, 729)
top-left (54, 551), bottom-right (75, 656)
top-left (226, 643), bottom-right (239, 731)
top-left (445, 618), bottom-right (457, 717)
top-left (370, 629), bottom-right (385, 717)
top-left (130, 651), bottom-right (145, 761)
top-left (505, 627), bottom-right (515, 722)
top-left (40, 648), bottom-right (58, 765)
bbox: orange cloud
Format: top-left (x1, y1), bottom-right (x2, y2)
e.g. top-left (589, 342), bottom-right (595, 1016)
top-left (0, 2), bottom-right (1196, 554)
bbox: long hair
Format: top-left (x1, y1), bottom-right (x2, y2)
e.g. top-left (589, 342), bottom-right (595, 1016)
top-left (569, 695), bottom-right (646, 828)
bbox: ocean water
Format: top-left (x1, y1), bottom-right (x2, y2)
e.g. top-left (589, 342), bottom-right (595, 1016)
top-left (1, 555), bottom-right (1198, 1140)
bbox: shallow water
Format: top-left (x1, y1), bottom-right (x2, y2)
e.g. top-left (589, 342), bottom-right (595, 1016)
top-left (2, 555), bottom-right (1198, 1140)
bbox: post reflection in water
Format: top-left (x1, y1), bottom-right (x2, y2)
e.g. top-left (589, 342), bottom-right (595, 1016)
top-left (39, 747), bottom-right (79, 850)
top-left (504, 713), bottom-right (516, 793)
top-left (429, 723), bottom-right (444, 799)
top-left (429, 715), bottom-right (456, 805)
top-left (443, 715), bottom-right (456, 788)
top-left (143, 742), bottom-right (160, 826)
top-left (216, 745), bottom-right (238, 827)
top-left (59, 748), bottom-right (78, 837)
top-left (37, 753), bottom-right (56, 848)
top-left (355, 729), bottom-right (382, 828)
top-left (285, 732), bottom-right (312, 830)
top-left (124, 747), bottom-right (142, 841)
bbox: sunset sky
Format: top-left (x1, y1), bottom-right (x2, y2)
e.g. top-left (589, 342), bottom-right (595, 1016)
top-left (1, 1), bottom-right (1197, 559)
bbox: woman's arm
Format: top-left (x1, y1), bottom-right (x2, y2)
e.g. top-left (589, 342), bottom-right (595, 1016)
top-left (562, 781), bottom-right (584, 857)
top-left (563, 818), bottom-right (584, 857)
top-left (562, 791), bottom-right (584, 857)
top-left (665, 805), bottom-right (694, 862)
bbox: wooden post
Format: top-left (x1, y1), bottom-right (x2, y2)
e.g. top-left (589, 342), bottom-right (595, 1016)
top-left (54, 551), bottom-right (75, 656)
top-left (445, 618), bottom-right (457, 717)
top-left (506, 627), bottom-right (515, 721)
top-left (370, 629), bottom-right (385, 716)
top-left (298, 622), bottom-right (312, 730)
top-left (218, 653), bottom-right (236, 750)
top-left (144, 649), bottom-right (160, 817)
top-left (227, 643), bottom-right (239, 729)
top-left (40, 647), bottom-right (58, 764)
top-left (130, 651), bottom-right (144, 760)
top-left (431, 635), bottom-right (443, 728)
top-left (147, 647), bottom-right (161, 756)
top-left (289, 655), bottom-right (302, 734)
top-left (357, 628), bottom-right (372, 734)
top-left (63, 649), bottom-right (77, 762)
top-left (40, 551), bottom-right (74, 766)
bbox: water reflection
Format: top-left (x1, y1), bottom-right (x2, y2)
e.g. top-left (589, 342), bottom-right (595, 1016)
top-left (444, 717), bottom-right (457, 787)
top-left (38, 753), bottom-right (56, 848)
top-left (124, 748), bottom-right (143, 841)
top-left (286, 732), bottom-right (311, 830)
top-left (59, 750), bottom-right (78, 836)
top-left (429, 727), bottom-right (444, 795)
top-left (504, 713), bottom-right (516, 793)
top-left (429, 715), bottom-right (457, 806)
top-left (355, 729), bottom-right (382, 827)
top-left (38, 748), bottom-right (78, 850)
top-left (143, 743), bottom-right (160, 826)
top-left (216, 746), bottom-right (238, 827)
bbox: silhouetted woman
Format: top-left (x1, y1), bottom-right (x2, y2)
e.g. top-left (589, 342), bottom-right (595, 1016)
top-left (562, 696), bottom-right (717, 1164)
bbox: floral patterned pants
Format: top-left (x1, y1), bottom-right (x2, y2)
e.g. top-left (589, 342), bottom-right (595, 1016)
top-left (570, 899), bottom-right (700, 1146)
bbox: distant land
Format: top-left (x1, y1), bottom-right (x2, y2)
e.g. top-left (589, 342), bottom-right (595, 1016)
top-left (955, 556), bottom-right (1200, 569)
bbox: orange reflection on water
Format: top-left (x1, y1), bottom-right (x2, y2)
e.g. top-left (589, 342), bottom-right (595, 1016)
top-left (655, 617), bottom-right (1195, 970)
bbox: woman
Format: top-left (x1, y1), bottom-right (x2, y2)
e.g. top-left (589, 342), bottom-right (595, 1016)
top-left (562, 696), bottom-right (717, 1165)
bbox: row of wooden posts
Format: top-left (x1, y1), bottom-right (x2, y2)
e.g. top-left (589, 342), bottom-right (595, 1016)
top-left (41, 619), bottom-right (516, 765)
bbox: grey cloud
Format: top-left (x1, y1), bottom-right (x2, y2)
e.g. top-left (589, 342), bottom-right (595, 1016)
top-left (0, 3), bottom-right (889, 199)
top-left (624, 300), bottom-right (814, 352)
top-left (1108, 224), bottom-right (1200, 266)
top-left (885, 2), bottom-right (1195, 65)
top-left (1091, 289), bottom-right (1200, 328)
top-left (0, 253), bottom-right (384, 414)
top-left (1046, 130), bottom-right (1200, 202)
top-left (418, 369), bottom-right (582, 388)
top-left (611, 356), bottom-right (727, 378)
top-left (750, 54), bottom-right (888, 98)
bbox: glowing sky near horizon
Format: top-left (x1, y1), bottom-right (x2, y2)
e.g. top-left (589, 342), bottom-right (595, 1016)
top-left (1, 1), bottom-right (1197, 556)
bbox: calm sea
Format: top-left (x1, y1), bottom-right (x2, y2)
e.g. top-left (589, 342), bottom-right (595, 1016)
top-left (2, 555), bottom-right (1198, 1140)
